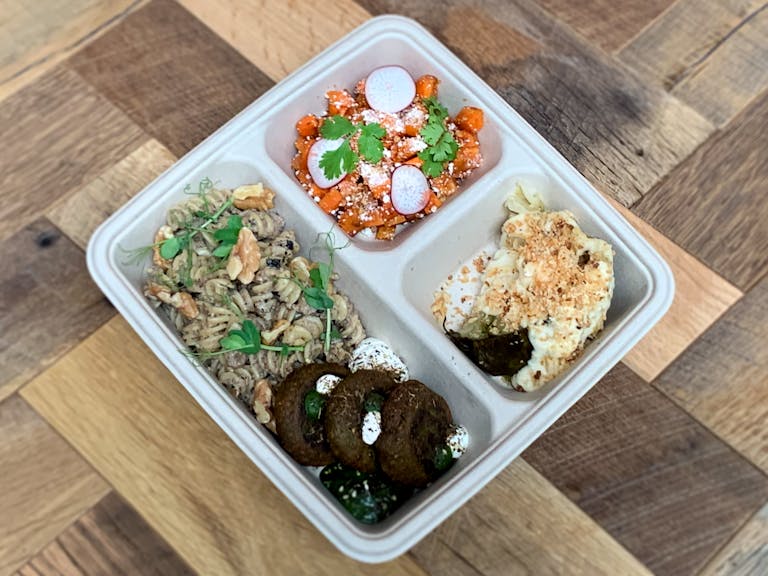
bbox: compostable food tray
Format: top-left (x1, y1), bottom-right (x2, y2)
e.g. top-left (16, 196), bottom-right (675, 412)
top-left (87, 15), bottom-right (674, 563)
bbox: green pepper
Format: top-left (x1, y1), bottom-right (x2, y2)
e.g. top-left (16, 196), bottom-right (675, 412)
top-left (433, 444), bottom-right (454, 472)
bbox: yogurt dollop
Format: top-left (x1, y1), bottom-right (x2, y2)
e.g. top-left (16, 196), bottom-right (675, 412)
top-left (349, 338), bottom-right (409, 382)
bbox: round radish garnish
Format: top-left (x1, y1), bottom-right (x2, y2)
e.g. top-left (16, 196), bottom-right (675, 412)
top-left (365, 66), bottom-right (416, 114)
top-left (391, 165), bottom-right (430, 215)
top-left (307, 138), bottom-right (347, 189)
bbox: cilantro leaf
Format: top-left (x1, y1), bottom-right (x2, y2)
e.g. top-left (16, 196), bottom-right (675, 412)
top-left (358, 123), bottom-right (385, 163)
top-left (320, 115), bottom-right (357, 140)
top-left (220, 333), bottom-right (248, 351)
top-left (420, 122), bottom-right (444, 146)
top-left (423, 96), bottom-right (449, 122)
top-left (418, 150), bottom-right (444, 178)
top-left (320, 140), bottom-right (358, 180)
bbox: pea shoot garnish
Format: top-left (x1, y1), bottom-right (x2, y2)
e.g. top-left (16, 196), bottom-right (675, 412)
top-left (185, 319), bottom-right (304, 361)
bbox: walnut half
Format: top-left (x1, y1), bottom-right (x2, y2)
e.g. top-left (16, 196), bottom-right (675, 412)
top-left (232, 183), bottom-right (275, 211)
top-left (145, 283), bottom-right (199, 319)
top-left (227, 227), bottom-right (261, 284)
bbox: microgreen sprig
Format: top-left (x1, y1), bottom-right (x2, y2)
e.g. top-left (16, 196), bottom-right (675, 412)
top-left (185, 319), bottom-right (304, 361)
top-left (418, 96), bottom-right (459, 178)
top-left (319, 115), bottom-right (386, 180)
top-left (294, 230), bottom-right (350, 355)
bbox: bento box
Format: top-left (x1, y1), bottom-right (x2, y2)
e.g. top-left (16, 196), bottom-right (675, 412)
top-left (86, 15), bottom-right (674, 563)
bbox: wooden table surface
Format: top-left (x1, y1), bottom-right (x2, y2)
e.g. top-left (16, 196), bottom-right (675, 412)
top-left (1, 1), bottom-right (767, 575)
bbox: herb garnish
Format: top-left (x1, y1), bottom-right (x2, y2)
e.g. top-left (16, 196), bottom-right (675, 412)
top-left (186, 319), bottom-right (304, 361)
top-left (211, 215), bottom-right (243, 258)
top-left (319, 115), bottom-right (386, 180)
top-left (418, 96), bottom-right (459, 178)
top-left (296, 230), bottom-right (350, 355)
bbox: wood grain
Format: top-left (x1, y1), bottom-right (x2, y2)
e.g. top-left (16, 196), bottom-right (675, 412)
top-left (523, 363), bottom-right (768, 576)
top-left (536, 0), bottom-right (674, 53)
top-left (0, 0), bottom-right (145, 102)
top-left (0, 218), bottom-right (115, 402)
top-left (46, 139), bottom-right (176, 250)
top-left (700, 502), bottom-right (768, 576)
top-left (0, 395), bottom-right (110, 576)
top-left (619, 0), bottom-right (768, 126)
top-left (67, 0), bottom-right (274, 157)
top-left (14, 491), bottom-right (194, 576)
top-left (654, 275), bottom-right (768, 474)
top-left (178, 0), bottom-right (370, 82)
top-left (20, 316), bottom-right (427, 576)
top-left (411, 459), bottom-right (652, 576)
top-left (0, 66), bottom-right (145, 244)
top-left (356, 0), bottom-right (714, 207)
top-left (608, 198), bottom-right (742, 382)
top-left (633, 89), bottom-right (768, 292)
top-left (671, 3), bottom-right (768, 127)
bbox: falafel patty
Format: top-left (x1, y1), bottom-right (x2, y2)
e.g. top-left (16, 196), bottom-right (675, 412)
top-left (324, 370), bottom-right (399, 473)
top-left (273, 363), bottom-right (349, 466)
top-left (376, 380), bottom-right (453, 487)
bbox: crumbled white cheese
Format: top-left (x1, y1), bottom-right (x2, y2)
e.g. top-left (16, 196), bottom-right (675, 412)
top-left (446, 425), bottom-right (469, 458)
top-left (362, 411), bottom-right (382, 445)
top-left (315, 374), bottom-right (342, 395)
top-left (349, 338), bottom-right (409, 382)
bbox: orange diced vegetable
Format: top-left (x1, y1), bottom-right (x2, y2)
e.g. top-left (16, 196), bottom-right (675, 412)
top-left (375, 225), bottom-right (397, 240)
top-left (296, 114), bottom-right (320, 138)
top-left (370, 179), bottom-right (391, 200)
top-left (415, 75), bottom-right (439, 99)
top-left (424, 191), bottom-right (443, 214)
top-left (337, 207), bottom-right (363, 236)
top-left (326, 90), bottom-right (356, 116)
top-left (454, 106), bottom-right (484, 134)
top-left (430, 173), bottom-right (458, 199)
top-left (404, 156), bottom-right (423, 168)
top-left (454, 144), bottom-right (483, 175)
top-left (318, 188), bottom-right (343, 213)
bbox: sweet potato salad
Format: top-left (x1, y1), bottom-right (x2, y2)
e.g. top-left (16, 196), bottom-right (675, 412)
top-left (292, 66), bottom-right (484, 240)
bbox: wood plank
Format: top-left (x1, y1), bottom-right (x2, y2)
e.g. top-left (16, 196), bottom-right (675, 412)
top-left (536, 0), bottom-right (674, 53)
top-left (178, 0), bottom-right (370, 83)
top-left (20, 316), bottom-right (427, 576)
top-left (672, 3), bottom-right (768, 127)
top-left (608, 198), bottom-right (742, 382)
top-left (0, 218), bottom-right (115, 402)
top-left (0, 395), bottom-right (110, 575)
top-left (0, 0), bottom-right (146, 103)
top-left (633, 89), bottom-right (768, 292)
top-left (14, 491), bottom-right (194, 576)
top-left (699, 502), bottom-right (768, 576)
top-left (0, 66), bottom-right (145, 244)
top-left (67, 0), bottom-right (274, 157)
top-left (46, 139), bottom-right (176, 250)
top-left (653, 275), bottom-right (768, 474)
top-left (356, 0), bottom-right (714, 206)
top-left (411, 459), bottom-right (652, 576)
top-left (619, 0), bottom-right (768, 126)
top-left (522, 363), bottom-right (768, 576)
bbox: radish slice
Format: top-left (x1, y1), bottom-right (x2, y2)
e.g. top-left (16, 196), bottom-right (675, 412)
top-left (307, 138), bottom-right (347, 189)
top-left (391, 165), bottom-right (430, 215)
top-left (365, 66), bottom-right (416, 114)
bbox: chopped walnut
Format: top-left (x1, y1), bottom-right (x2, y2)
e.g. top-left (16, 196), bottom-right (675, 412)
top-left (232, 183), bottom-right (275, 211)
top-left (227, 228), bottom-right (261, 284)
top-left (252, 379), bottom-right (274, 429)
top-left (152, 225), bottom-right (175, 269)
top-left (261, 318), bottom-right (291, 345)
top-left (145, 282), bottom-right (199, 319)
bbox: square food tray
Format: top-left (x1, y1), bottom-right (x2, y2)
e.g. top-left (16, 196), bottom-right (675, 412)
top-left (87, 15), bottom-right (674, 563)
